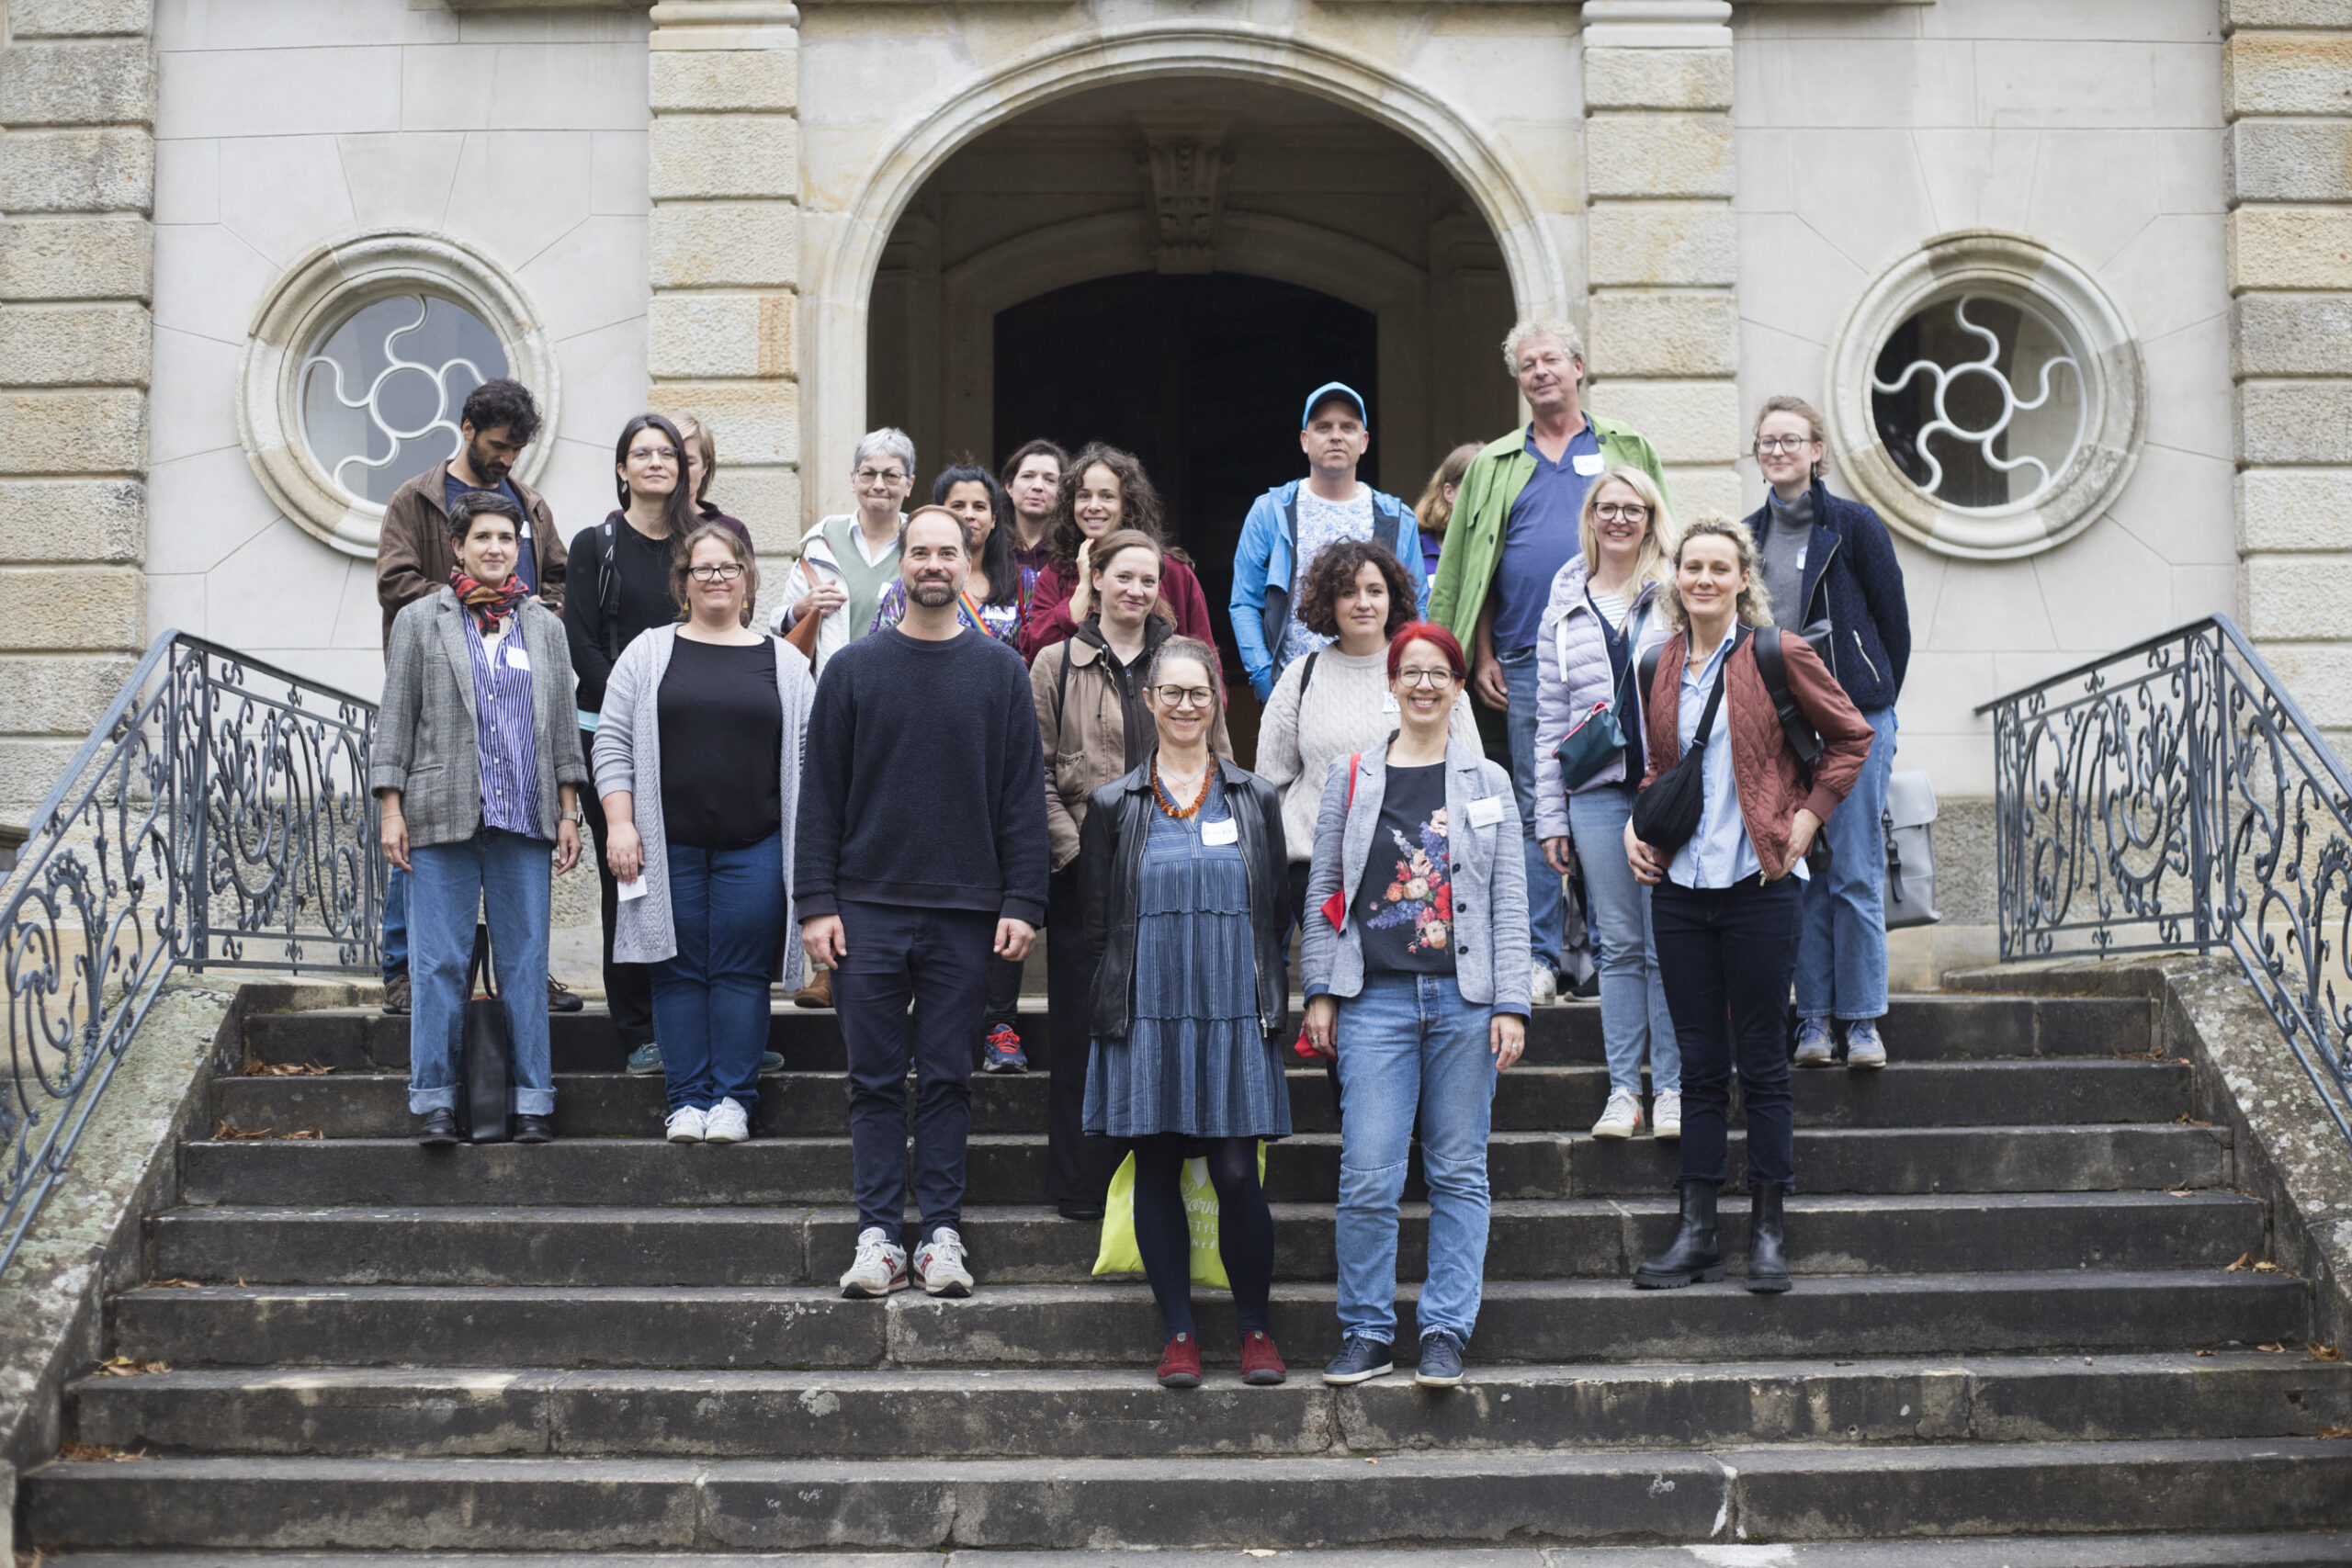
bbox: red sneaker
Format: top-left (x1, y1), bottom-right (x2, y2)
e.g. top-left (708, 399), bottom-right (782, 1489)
top-left (1157, 1331), bottom-right (1202, 1388)
top-left (1239, 1328), bottom-right (1287, 1385)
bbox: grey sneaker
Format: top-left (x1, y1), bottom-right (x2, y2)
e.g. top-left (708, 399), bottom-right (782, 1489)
top-left (912, 1226), bottom-right (973, 1297)
top-left (1845, 1019), bottom-right (1887, 1070)
top-left (759, 1050), bottom-right (785, 1076)
top-left (1792, 1017), bottom-right (1835, 1068)
top-left (840, 1225), bottom-right (910, 1298)
top-left (627, 1042), bottom-right (662, 1076)
top-left (1590, 1088), bottom-right (1643, 1140)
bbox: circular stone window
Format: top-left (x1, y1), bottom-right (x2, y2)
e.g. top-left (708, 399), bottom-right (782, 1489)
top-left (1826, 231), bottom-right (2143, 560)
top-left (239, 232), bottom-right (559, 558)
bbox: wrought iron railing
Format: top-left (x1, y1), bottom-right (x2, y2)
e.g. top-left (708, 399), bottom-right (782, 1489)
top-left (1978, 615), bottom-right (2352, 1146)
top-left (0, 632), bottom-right (379, 1273)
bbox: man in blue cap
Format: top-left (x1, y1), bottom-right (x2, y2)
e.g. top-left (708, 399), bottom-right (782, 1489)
top-left (1230, 382), bottom-right (1430, 702)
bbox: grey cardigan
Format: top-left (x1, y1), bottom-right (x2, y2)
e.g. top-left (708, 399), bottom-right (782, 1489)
top-left (371, 589), bottom-right (588, 849)
top-left (592, 625), bottom-right (814, 981)
top-left (1300, 737), bottom-right (1532, 1015)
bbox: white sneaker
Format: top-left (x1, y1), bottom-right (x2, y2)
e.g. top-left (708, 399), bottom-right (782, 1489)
top-left (1652, 1090), bottom-right (1681, 1140)
top-left (840, 1225), bottom-right (910, 1298)
top-left (1530, 964), bottom-right (1558, 1005)
top-left (702, 1099), bottom-right (750, 1144)
top-left (912, 1226), bottom-right (974, 1298)
top-left (1792, 1016), bottom-right (1836, 1068)
top-left (1591, 1087), bottom-right (1643, 1140)
top-left (664, 1106), bottom-right (706, 1144)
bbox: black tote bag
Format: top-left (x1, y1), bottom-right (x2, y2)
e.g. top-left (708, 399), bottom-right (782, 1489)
top-left (1631, 627), bottom-right (1744, 856)
top-left (456, 922), bottom-right (514, 1145)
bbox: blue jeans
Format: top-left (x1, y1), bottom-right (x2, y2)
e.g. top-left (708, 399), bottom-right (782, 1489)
top-left (1796, 706), bottom-right (1896, 1021)
top-left (1498, 645), bottom-right (1565, 974)
top-left (1653, 876), bottom-right (1800, 1192)
top-left (1567, 784), bottom-right (1679, 1095)
top-left (381, 863), bottom-right (409, 980)
top-left (1333, 972), bottom-right (1499, 1343)
top-left (406, 828), bottom-right (553, 1116)
top-left (652, 832), bottom-right (786, 1115)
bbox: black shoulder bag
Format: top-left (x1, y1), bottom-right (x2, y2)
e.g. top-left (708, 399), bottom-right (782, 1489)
top-left (1631, 627), bottom-right (1745, 855)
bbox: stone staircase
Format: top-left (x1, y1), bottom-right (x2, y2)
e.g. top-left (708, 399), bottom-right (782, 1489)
top-left (15, 990), bottom-right (2352, 1560)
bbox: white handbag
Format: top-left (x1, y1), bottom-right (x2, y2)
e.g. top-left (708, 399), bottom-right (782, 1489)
top-left (1881, 769), bottom-right (1939, 929)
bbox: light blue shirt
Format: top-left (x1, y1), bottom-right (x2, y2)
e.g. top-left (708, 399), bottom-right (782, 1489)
top-left (1668, 631), bottom-right (1761, 889)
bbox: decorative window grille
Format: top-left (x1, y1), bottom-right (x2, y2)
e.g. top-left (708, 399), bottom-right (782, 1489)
top-left (1870, 293), bottom-right (2085, 513)
top-left (300, 296), bottom-right (509, 505)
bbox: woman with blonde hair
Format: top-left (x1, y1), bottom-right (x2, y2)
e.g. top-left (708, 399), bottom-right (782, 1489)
top-left (1622, 513), bottom-right (1873, 1293)
top-left (1532, 466), bottom-right (1681, 1142)
top-left (1411, 442), bottom-right (1481, 582)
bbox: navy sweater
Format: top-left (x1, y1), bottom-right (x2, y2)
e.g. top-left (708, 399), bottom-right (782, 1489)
top-left (1743, 478), bottom-right (1911, 712)
top-left (794, 626), bottom-right (1051, 925)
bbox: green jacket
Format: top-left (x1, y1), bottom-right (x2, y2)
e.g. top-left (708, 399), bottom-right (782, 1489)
top-left (1427, 415), bottom-right (1669, 650)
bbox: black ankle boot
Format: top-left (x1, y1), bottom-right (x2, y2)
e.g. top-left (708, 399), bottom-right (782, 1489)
top-left (1747, 1185), bottom-right (1792, 1293)
top-left (1634, 1179), bottom-right (1723, 1289)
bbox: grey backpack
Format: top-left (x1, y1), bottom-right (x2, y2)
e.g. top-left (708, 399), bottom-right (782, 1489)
top-left (1881, 769), bottom-right (1939, 930)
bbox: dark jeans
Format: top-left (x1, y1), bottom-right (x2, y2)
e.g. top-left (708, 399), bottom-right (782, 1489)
top-left (651, 831), bottom-right (785, 1116)
top-left (982, 953), bottom-right (1023, 1038)
top-left (834, 898), bottom-right (994, 1240)
top-left (1046, 863), bottom-right (1124, 1208)
top-left (584, 731), bottom-right (656, 1049)
top-left (1651, 874), bottom-right (1801, 1193)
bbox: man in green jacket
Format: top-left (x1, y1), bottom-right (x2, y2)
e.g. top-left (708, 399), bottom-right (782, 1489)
top-left (1427, 319), bottom-right (1668, 1003)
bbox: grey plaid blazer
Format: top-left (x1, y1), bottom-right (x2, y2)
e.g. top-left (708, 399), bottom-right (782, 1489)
top-left (371, 588), bottom-right (589, 848)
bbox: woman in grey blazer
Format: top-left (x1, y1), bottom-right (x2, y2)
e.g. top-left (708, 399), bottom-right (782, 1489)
top-left (373, 491), bottom-right (589, 1146)
top-left (1301, 622), bottom-right (1530, 1392)
top-left (594, 525), bottom-right (815, 1145)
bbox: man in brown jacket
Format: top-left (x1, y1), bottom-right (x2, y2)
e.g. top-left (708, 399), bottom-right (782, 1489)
top-left (374, 376), bottom-right (574, 1017)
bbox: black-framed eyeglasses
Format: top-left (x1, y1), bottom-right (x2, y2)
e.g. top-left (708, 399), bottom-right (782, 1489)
top-left (1396, 668), bottom-right (1457, 689)
top-left (1756, 435), bottom-right (1815, 454)
top-left (688, 563), bottom-right (746, 583)
top-left (1593, 502), bottom-right (1649, 523)
top-left (1153, 685), bottom-right (1215, 709)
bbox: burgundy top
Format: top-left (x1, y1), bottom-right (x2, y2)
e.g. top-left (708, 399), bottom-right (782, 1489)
top-left (1020, 556), bottom-right (1219, 667)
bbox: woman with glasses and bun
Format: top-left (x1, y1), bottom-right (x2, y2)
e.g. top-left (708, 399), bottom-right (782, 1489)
top-left (1077, 634), bottom-right (1290, 1390)
top-left (1302, 622), bottom-right (1528, 1393)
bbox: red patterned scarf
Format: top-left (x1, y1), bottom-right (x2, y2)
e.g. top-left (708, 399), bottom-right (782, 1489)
top-left (449, 566), bottom-right (530, 636)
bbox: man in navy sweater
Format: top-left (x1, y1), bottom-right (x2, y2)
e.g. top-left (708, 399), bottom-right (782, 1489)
top-left (797, 506), bottom-right (1050, 1301)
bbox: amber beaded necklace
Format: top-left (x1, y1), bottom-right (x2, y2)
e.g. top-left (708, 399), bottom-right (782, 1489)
top-left (1151, 761), bottom-right (1214, 819)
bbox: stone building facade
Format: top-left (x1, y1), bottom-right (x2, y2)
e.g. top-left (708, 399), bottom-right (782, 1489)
top-left (1, 0), bottom-right (2346, 970)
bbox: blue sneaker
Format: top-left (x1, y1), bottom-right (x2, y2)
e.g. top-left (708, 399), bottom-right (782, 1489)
top-left (980, 1023), bottom-right (1029, 1074)
top-left (1321, 1333), bottom-right (1393, 1386)
top-left (1792, 1016), bottom-right (1835, 1068)
top-left (627, 1042), bottom-right (662, 1076)
top-left (1415, 1329), bottom-right (1466, 1388)
top-left (1845, 1019), bottom-right (1887, 1070)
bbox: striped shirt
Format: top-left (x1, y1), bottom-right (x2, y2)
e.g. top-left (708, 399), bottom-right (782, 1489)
top-left (465, 617), bottom-right (542, 838)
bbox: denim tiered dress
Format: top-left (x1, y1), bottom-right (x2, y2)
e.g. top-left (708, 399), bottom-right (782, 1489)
top-left (1084, 776), bottom-right (1292, 1141)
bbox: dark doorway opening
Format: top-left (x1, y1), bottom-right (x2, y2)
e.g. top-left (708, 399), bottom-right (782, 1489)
top-left (994, 271), bottom-right (1378, 680)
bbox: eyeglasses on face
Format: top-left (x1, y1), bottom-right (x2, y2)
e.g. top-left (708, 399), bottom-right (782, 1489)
top-left (1396, 668), bottom-right (1458, 689)
top-left (628, 446), bottom-right (678, 463)
top-left (855, 468), bottom-right (909, 485)
top-left (688, 562), bottom-right (746, 582)
top-left (1593, 502), bottom-right (1649, 523)
top-left (1153, 685), bottom-right (1215, 709)
top-left (1756, 435), bottom-right (1815, 455)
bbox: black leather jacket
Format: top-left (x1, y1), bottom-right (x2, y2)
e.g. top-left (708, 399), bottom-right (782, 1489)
top-left (1078, 754), bottom-right (1290, 1043)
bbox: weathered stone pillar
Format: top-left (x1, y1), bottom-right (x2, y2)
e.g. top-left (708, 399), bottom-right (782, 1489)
top-left (647, 1), bottom-right (802, 567)
top-left (2226, 1), bottom-right (2352, 748)
top-left (0, 0), bottom-right (153, 827)
top-left (1581, 0), bottom-right (1741, 520)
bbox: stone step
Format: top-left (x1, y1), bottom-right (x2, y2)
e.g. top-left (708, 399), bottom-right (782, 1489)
top-left (143, 1190), bottom-right (2267, 1287)
top-left (209, 1058), bottom-right (2193, 1139)
top-left (243, 994), bottom-right (2158, 1075)
top-left (175, 1123), bottom-right (2233, 1208)
top-left (21, 1439), bottom-right (2352, 1551)
top-left (105, 1272), bottom-right (2310, 1371)
top-left (67, 1354), bottom-right (2352, 1460)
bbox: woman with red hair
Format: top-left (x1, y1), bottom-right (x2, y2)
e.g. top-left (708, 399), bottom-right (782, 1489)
top-left (1299, 622), bottom-right (1530, 1391)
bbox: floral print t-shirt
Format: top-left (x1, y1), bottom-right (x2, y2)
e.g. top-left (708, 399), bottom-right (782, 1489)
top-left (1354, 761), bottom-right (1456, 976)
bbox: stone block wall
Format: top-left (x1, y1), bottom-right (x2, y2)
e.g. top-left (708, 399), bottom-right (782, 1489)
top-left (0, 0), bottom-right (154, 828)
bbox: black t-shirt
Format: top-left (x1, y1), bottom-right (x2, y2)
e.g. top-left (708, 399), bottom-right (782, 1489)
top-left (1353, 761), bottom-right (1457, 975)
top-left (658, 637), bottom-right (782, 851)
top-left (565, 515), bottom-right (680, 716)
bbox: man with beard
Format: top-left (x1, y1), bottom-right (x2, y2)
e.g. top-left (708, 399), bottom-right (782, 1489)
top-left (797, 506), bottom-right (1049, 1301)
top-left (375, 378), bottom-right (572, 1018)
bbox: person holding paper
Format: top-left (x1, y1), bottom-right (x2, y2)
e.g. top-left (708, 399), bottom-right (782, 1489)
top-left (1300, 622), bottom-right (1529, 1392)
top-left (1075, 636), bottom-right (1290, 1389)
top-left (593, 525), bottom-right (813, 1146)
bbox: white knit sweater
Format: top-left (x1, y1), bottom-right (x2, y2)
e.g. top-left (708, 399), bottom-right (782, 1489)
top-left (1255, 645), bottom-right (1477, 863)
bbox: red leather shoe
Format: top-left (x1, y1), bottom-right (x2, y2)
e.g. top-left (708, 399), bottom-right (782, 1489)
top-left (1239, 1328), bottom-right (1287, 1385)
top-left (1157, 1331), bottom-right (1202, 1388)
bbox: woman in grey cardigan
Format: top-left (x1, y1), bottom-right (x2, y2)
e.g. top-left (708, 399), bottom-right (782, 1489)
top-left (373, 490), bottom-right (589, 1146)
top-left (594, 525), bottom-right (815, 1145)
top-left (1301, 622), bottom-right (1529, 1392)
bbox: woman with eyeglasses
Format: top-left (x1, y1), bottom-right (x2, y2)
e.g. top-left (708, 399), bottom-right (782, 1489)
top-left (594, 525), bottom-right (814, 1145)
top-left (868, 463), bottom-right (1025, 647)
top-left (1018, 443), bottom-right (1219, 663)
top-left (1077, 634), bottom-right (1290, 1389)
top-left (1302, 623), bottom-right (1528, 1391)
top-left (774, 428), bottom-right (916, 677)
top-left (1531, 467), bottom-right (1682, 1143)
top-left (1031, 530), bottom-right (1233, 1218)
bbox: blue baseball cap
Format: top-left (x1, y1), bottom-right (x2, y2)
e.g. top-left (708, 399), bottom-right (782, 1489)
top-left (1300, 381), bottom-right (1368, 429)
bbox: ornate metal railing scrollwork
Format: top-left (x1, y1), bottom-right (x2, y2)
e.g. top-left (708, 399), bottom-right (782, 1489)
top-left (1979, 615), bottom-right (2352, 1149)
top-left (0, 632), bottom-right (379, 1274)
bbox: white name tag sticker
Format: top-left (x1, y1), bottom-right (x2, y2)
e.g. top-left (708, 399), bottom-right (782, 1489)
top-left (1572, 453), bottom-right (1606, 477)
top-left (1202, 818), bottom-right (1238, 846)
top-left (616, 876), bottom-right (648, 902)
top-left (1467, 795), bottom-right (1505, 829)
top-left (1381, 689), bottom-right (1400, 714)
top-left (504, 643), bottom-right (531, 671)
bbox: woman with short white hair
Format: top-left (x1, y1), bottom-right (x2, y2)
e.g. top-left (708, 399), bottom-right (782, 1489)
top-left (774, 427), bottom-right (916, 676)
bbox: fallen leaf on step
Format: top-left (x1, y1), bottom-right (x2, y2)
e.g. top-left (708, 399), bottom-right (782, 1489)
top-left (95, 1357), bottom-right (168, 1377)
top-left (2226, 1251), bottom-right (2256, 1270)
top-left (2310, 1344), bottom-right (2344, 1362)
top-left (2254, 1260), bottom-right (2283, 1273)
top-left (57, 1443), bottom-right (142, 1462)
top-left (2196, 1349), bottom-right (2215, 1357)
top-left (283, 1127), bottom-right (324, 1140)
top-left (243, 1061), bottom-right (332, 1077)
top-left (2258, 1343), bottom-right (2287, 1353)
top-left (1244, 1552), bottom-right (1278, 1560)
top-left (215, 1121), bottom-right (271, 1140)
top-left (147, 1277), bottom-right (199, 1289)
top-left (2320, 1426), bottom-right (2352, 1440)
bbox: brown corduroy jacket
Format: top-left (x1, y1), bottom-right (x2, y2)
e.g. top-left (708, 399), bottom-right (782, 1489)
top-left (376, 461), bottom-right (567, 649)
top-left (1639, 626), bottom-right (1876, 882)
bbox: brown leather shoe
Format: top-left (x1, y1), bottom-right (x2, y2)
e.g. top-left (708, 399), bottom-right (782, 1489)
top-left (793, 966), bottom-right (831, 1009)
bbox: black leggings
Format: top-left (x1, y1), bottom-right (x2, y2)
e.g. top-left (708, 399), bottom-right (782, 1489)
top-left (1132, 1133), bottom-right (1273, 1340)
